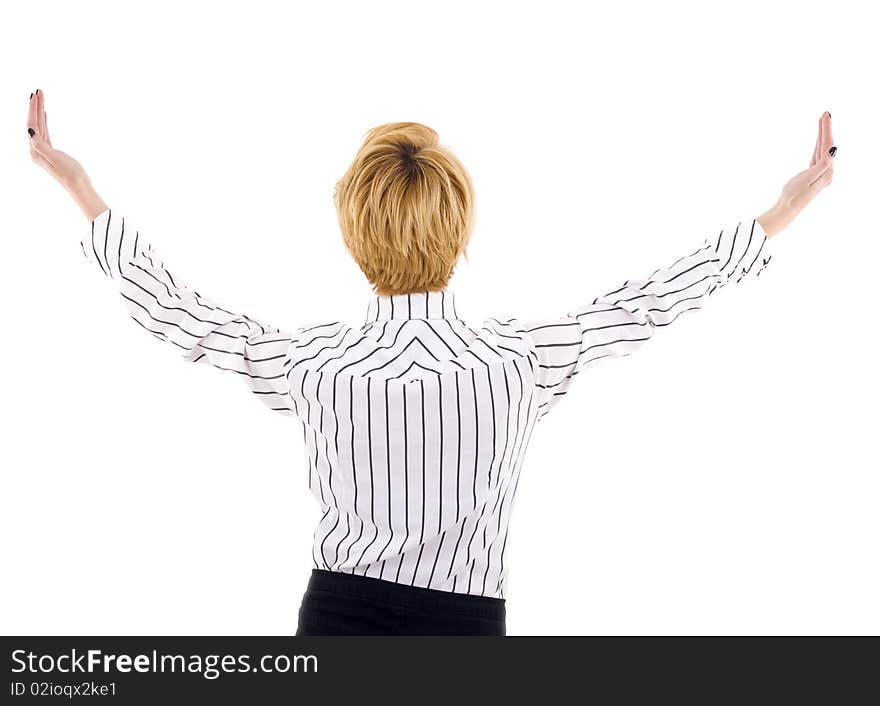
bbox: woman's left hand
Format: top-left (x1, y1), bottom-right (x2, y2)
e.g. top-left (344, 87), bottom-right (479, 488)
top-left (757, 111), bottom-right (836, 238)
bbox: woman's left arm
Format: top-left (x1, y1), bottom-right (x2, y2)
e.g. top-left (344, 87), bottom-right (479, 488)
top-left (525, 111), bottom-right (835, 421)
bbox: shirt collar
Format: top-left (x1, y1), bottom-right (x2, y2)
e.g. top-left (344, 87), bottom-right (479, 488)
top-left (365, 289), bottom-right (460, 323)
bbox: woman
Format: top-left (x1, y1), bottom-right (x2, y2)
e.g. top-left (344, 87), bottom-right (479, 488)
top-left (26, 90), bottom-right (835, 635)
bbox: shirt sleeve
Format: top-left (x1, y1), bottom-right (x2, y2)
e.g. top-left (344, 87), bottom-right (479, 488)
top-left (523, 218), bottom-right (774, 421)
top-left (79, 207), bottom-right (301, 417)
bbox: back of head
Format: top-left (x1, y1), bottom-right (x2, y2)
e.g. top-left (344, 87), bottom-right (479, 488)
top-left (334, 122), bottom-right (475, 296)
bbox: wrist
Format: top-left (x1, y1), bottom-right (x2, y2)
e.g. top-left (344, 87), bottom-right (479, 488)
top-left (757, 201), bottom-right (791, 239)
top-left (61, 170), bottom-right (93, 198)
top-left (63, 174), bottom-right (108, 221)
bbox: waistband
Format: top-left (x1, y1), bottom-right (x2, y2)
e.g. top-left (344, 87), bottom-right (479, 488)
top-left (305, 569), bottom-right (506, 620)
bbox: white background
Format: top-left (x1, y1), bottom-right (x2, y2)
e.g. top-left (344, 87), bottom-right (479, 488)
top-left (1, 0), bottom-right (877, 636)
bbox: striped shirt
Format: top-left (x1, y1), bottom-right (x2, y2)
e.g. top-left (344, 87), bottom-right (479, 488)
top-left (80, 208), bottom-right (773, 598)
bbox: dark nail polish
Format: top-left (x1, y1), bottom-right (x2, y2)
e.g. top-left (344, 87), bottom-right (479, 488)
top-left (29, 92), bottom-right (33, 100)
top-left (27, 128), bottom-right (35, 137)
top-left (829, 146), bottom-right (837, 157)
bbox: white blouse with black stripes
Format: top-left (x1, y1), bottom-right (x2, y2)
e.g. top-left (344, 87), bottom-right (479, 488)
top-left (80, 209), bottom-right (773, 599)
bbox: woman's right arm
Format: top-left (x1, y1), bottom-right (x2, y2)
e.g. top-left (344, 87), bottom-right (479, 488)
top-left (26, 89), bottom-right (316, 418)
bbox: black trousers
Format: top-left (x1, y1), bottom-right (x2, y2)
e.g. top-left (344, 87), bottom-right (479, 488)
top-left (295, 569), bottom-right (506, 636)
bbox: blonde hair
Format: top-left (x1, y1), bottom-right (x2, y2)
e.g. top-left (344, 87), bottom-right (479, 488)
top-left (333, 122), bottom-right (475, 296)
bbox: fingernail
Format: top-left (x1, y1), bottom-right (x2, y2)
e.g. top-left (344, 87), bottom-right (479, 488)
top-left (27, 128), bottom-right (35, 137)
top-left (829, 146), bottom-right (837, 158)
top-left (29, 92), bottom-right (33, 100)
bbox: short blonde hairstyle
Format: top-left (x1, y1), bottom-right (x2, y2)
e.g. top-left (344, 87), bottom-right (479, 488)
top-left (334, 122), bottom-right (475, 296)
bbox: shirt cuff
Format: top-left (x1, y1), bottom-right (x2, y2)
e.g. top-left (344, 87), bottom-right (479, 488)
top-left (91, 207), bottom-right (111, 225)
top-left (749, 217), bottom-right (774, 279)
top-left (79, 207), bottom-right (117, 279)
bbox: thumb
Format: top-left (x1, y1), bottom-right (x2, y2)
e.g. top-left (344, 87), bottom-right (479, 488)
top-left (805, 153), bottom-right (833, 185)
top-left (28, 135), bottom-right (62, 181)
top-left (29, 134), bottom-right (58, 168)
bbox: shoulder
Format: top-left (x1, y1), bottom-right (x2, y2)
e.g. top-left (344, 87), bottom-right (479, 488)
top-left (473, 314), bottom-right (535, 358)
top-left (290, 319), bottom-right (358, 347)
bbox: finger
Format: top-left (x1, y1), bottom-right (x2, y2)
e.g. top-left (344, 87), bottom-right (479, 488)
top-left (818, 111), bottom-right (833, 158)
top-left (36, 89), bottom-right (47, 140)
top-left (26, 91), bottom-right (39, 139)
top-left (40, 90), bottom-right (54, 147)
top-left (34, 89), bottom-right (54, 146)
top-left (823, 112), bottom-right (835, 155)
top-left (34, 90), bottom-right (42, 138)
top-left (40, 109), bottom-right (50, 146)
top-left (811, 114), bottom-right (823, 167)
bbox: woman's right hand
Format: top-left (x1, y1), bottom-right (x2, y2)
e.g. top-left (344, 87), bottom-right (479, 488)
top-left (27, 89), bottom-right (108, 220)
top-left (757, 111), bottom-right (836, 238)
